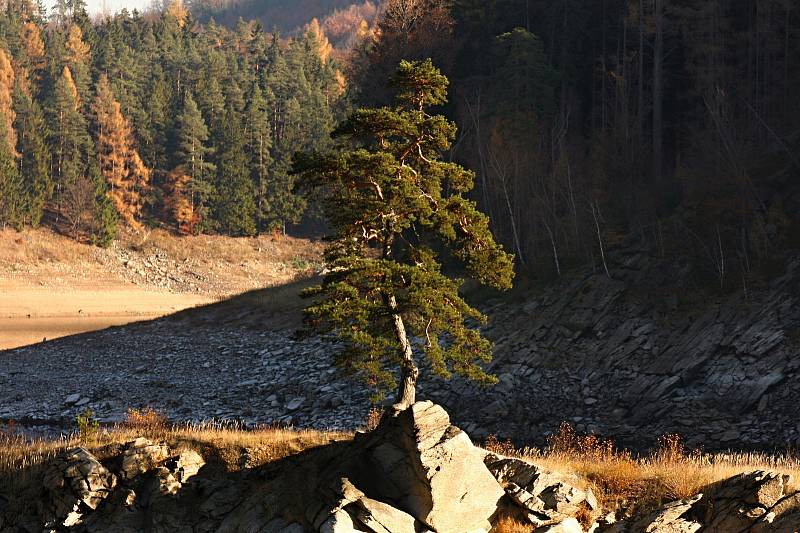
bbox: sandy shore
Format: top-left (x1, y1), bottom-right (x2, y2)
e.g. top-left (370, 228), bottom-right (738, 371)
top-left (0, 287), bottom-right (213, 350)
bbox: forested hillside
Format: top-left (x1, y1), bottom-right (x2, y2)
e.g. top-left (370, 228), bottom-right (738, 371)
top-left (191, 0), bottom-right (381, 51)
top-left (355, 0), bottom-right (800, 289)
top-left (192, 0), bottom-right (355, 32)
top-left (0, 0), bottom-right (342, 243)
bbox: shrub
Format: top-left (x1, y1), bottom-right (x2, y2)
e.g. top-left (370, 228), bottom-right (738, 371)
top-left (123, 407), bottom-right (169, 432)
top-left (75, 408), bottom-right (99, 442)
top-left (363, 407), bottom-right (383, 432)
top-left (485, 434), bottom-right (518, 456)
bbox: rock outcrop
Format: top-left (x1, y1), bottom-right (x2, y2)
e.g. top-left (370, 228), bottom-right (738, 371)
top-left (485, 453), bottom-right (599, 529)
top-left (41, 447), bottom-right (117, 529)
top-left (6, 404), bottom-right (800, 532)
top-left (306, 401), bottom-right (504, 533)
top-left (437, 248), bottom-right (800, 451)
top-left (606, 469), bottom-right (800, 532)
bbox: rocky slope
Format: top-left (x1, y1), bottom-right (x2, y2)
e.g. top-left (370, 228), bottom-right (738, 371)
top-left (2, 232), bottom-right (800, 451)
top-left (447, 238), bottom-right (800, 451)
top-left (2, 403), bottom-right (799, 533)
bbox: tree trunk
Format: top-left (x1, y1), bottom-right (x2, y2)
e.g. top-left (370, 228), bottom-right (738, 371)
top-left (386, 293), bottom-right (419, 410)
top-left (638, 0), bottom-right (645, 143)
top-left (652, 0), bottom-right (664, 182)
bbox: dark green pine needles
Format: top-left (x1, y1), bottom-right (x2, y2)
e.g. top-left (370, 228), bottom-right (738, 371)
top-left (294, 59), bottom-right (515, 409)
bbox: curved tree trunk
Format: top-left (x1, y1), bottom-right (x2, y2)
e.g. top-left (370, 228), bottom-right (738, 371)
top-left (386, 294), bottom-right (419, 410)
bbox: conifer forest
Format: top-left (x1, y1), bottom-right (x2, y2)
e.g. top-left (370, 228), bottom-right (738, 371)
top-left (0, 0), bottom-right (343, 244)
top-left (0, 0), bottom-right (799, 288)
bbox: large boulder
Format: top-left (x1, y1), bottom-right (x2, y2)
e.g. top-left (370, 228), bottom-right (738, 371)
top-left (119, 438), bottom-right (170, 480)
top-left (690, 470), bottom-right (797, 531)
top-left (353, 401), bottom-right (505, 533)
top-left (485, 453), bottom-right (599, 528)
top-left (628, 496), bottom-right (702, 533)
top-left (41, 447), bottom-right (117, 528)
top-left (613, 470), bottom-right (800, 533)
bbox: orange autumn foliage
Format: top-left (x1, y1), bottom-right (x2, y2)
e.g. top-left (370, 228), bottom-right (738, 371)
top-left (165, 167), bottom-right (200, 235)
top-left (65, 24), bottom-right (90, 65)
top-left (0, 48), bottom-right (17, 157)
top-left (92, 75), bottom-right (151, 228)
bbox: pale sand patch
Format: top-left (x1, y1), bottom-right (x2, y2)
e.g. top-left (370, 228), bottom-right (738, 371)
top-left (0, 288), bottom-right (213, 350)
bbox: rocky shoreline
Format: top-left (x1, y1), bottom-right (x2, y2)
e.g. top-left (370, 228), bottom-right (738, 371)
top-left (3, 402), bottom-right (799, 532)
top-left (3, 241), bottom-right (800, 452)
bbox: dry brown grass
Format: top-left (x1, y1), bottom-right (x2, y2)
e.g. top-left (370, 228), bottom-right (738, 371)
top-left (487, 423), bottom-right (800, 517)
top-left (0, 420), bottom-right (349, 498)
top-left (493, 516), bottom-right (533, 533)
top-left (122, 407), bottom-right (170, 431)
top-left (127, 228), bottom-right (322, 270)
top-left (363, 407), bottom-right (384, 432)
top-left (0, 227), bottom-right (94, 266)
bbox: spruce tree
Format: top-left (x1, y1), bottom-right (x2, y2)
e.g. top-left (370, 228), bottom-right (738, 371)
top-left (294, 60), bottom-right (515, 409)
top-left (171, 92), bottom-right (215, 233)
top-left (13, 83), bottom-right (51, 227)
top-left (49, 66), bottom-right (115, 243)
top-left (243, 82), bottom-right (273, 230)
top-left (213, 109), bottom-right (256, 236)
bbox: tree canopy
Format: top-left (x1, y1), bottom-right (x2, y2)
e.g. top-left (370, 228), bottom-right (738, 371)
top-left (0, 1), bottom-right (341, 242)
top-left (294, 59), bottom-right (514, 408)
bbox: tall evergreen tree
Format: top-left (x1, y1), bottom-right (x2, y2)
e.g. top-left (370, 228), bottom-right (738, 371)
top-left (243, 82), bottom-right (273, 230)
top-left (13, 83), bottom-right (51, 227)
top-left (49, 66), bottom-right (115, 243)
top-left (294, 60), bottom-right (515, 408)
top-left (213, 109), bottom-right (256, 235)
top-left (169, 91), bottom-right (215, 233)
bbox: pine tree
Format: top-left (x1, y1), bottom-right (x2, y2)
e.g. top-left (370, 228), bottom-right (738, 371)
top-left (244, 82), bottom-right (273, 230)
top-left (170, 92), bottom-right (215, 233)
top-left (14, 82), bottom-right (51, 227)
top-left (294, 60), bottom-right (515, 408)
top-left (140, 65), bottom-right (171, 173)
top-left (213, 109), bottom-right (256, 236)
top-left (50, 66), bottom-right (114, 243)
top-left (0, 113), bottom-right (24, 229)
top-left (92, 74), bottom-right (151, 228)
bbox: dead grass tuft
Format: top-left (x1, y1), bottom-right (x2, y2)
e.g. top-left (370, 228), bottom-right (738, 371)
top-left (493, 516), bottom-right (532, 533)
top-left (363, 407), bottom-right (384, 432)
top-left (0, 420), bottom-right (349, 499)
top-left (485, 434), bottom-right (518, 457)
top-left (123, 407), bottom-right (169, 432)
top-left (487, 423), bottom-right (800, 518)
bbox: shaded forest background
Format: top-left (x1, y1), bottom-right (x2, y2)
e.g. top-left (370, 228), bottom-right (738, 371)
top-left (1, 0), bottom-right (799, 290)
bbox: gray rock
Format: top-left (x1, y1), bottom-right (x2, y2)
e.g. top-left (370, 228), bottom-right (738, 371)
top-left (41, 447), bottom-right (117, 528)
top-left (353, 496), bottom-right (418, 533)
top-left (119, 438), bottom-right (170, 480)
top-left (287, 397), bottom-right (306, 411)
top-left (64, 393), bottom-right (81, 406)
top-left (362, 401), bottom-right (505, 533)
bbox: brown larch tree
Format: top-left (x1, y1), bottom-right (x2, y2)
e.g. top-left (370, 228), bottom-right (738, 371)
top-left (0, 48), bottom-right (18, 158)
top-left (92, 75), bottom-right (151, 228)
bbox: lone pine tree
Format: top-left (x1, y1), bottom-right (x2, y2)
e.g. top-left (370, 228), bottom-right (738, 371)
top-left (294, 59), bottom-right (514, 410)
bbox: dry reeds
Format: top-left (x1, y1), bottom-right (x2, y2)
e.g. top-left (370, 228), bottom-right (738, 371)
top-left (486, 423), bottom-right (800, 517)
